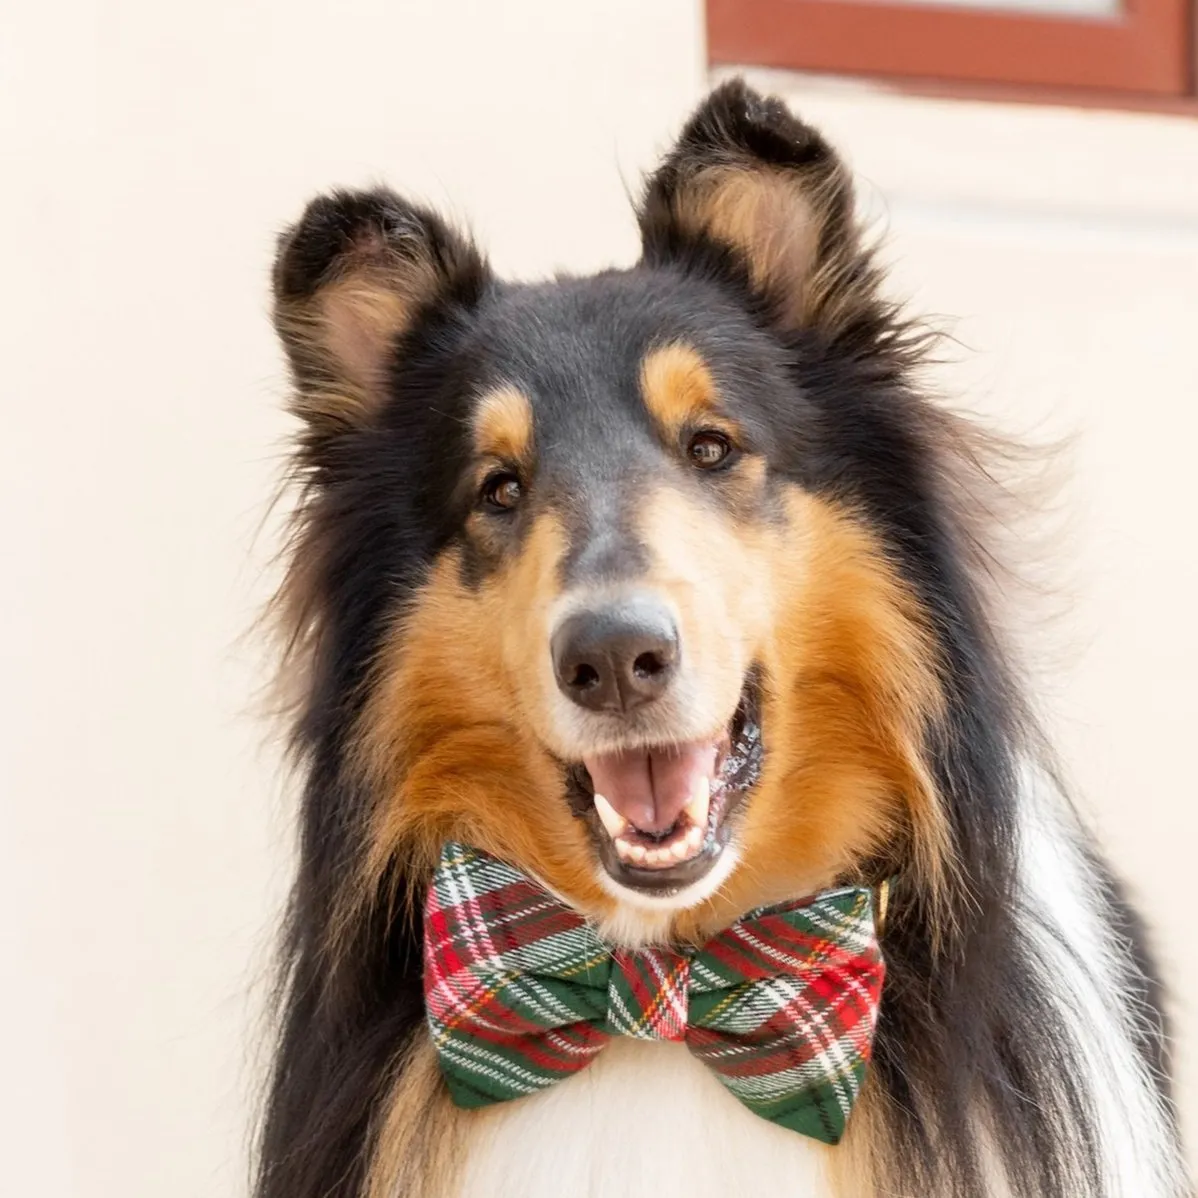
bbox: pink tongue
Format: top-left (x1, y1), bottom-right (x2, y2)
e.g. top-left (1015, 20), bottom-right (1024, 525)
top-left (584, 742), bottom-right (719, 835)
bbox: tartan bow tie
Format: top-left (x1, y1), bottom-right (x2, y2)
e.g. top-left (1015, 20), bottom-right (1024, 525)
top-left (423, 842), bottom-right (886, 1144)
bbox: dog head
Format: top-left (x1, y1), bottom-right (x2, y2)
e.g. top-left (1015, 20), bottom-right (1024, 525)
top-left (273, 81), bottom-right (952, 948)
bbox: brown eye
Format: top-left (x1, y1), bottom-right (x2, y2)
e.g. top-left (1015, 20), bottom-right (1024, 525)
top-left (482, 471), bottom-right (523, 511)
top-left (687, 430), bottom-right (733, 469)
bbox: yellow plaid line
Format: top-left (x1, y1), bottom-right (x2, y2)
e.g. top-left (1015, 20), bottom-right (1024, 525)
top-left (433, 969), bottom-right (521, 1041)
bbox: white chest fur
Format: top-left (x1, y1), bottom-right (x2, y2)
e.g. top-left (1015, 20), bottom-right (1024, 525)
top-left (453, 1038), bottom-right (837, 1198)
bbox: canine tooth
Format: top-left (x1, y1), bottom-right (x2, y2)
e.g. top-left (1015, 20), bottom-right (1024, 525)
top-left (670, 838), bottom-right (690, 861)
top-left (628, 843), bottom-right (647, 864)
top-left (685, 825), bottom-right (703, 851)
top-left (593, 793), bottom-right (628, 839)
top-left (683, 776), bottom-right (711, 828)
top-left (614, 837), bottom-right (634, 862)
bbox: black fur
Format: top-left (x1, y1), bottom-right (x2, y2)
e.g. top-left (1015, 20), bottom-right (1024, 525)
top-left (256, 80), bottom-right (1178, 1198)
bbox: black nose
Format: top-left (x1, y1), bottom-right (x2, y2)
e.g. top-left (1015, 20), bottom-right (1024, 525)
top-left (551, 598), bottom-right (679, 713)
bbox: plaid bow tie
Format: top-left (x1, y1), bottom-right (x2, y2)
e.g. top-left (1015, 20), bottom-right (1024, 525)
top-left (423, 842), bottom-right (886, 1144)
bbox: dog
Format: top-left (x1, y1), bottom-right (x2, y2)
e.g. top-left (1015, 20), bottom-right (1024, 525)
top-left (254, 81), bottom-right (1189, 1198)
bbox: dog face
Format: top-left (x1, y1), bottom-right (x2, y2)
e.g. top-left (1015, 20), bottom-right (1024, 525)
top-left (273, 83), bottom-right (950, 944)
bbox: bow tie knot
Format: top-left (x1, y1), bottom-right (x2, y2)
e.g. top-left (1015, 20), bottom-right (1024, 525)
top-left (424, 843), bottom-right (885, 1144)
top-left (606, 949), bottom-right (690, 1041)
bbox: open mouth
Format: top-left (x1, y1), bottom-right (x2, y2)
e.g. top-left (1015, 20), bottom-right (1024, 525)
top-left (566, 674), bottom-right (764, 895)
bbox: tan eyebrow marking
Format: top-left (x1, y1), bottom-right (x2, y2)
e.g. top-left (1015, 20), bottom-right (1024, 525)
top-left (472, 385), bottom-right (534, 462)
top-left (639, 343), bottom-right (718, 435)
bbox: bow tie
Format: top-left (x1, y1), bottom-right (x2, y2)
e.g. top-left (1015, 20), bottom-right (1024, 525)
top-left (423, 842), bottom-right (885, 1144)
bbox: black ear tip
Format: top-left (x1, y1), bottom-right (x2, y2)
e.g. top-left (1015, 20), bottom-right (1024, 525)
top-left (273, 188), bottom-right (416, 301)
top-left (697, 77), bottom-right (769, 123)
top-left (675, 79), bottom-right (827, 171)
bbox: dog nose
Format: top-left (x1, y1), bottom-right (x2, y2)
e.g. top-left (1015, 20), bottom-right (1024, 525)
top-left (551, 598), bottom-right (679, 713)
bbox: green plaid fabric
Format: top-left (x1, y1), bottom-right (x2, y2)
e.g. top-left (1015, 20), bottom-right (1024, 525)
top-left (424, 842), bottom-right (885, 1144)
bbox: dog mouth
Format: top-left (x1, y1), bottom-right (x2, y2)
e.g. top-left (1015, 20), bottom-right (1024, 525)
top-left (565, 674), bottom-right (764, 895)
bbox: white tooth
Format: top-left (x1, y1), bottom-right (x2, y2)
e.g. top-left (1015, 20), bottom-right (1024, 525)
top-left (593, 793), bottom-right (628, 839)
top-left (670, 838), bottom-right (690, 861)
top-left (629, 843), bottom-right (647, 864)
top-left (614, 837), bottom-right (634, 862)
top-left (683, 775), bottom-right (711, 829)
top-left (644, 848), bottom-right (665, 867)
top-left (686, 825), bottom-right (704, 850)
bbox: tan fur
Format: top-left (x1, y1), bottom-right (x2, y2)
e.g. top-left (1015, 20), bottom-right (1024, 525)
top-left (668, 165), bottom-right (840, 331)
top-left (655, 485), bottom-right (949, 943)
top-left (347, 512), bottom-right (614, 947)
top-left (639, 343), bottom-right (719, 434)
top-left (733, 491), bottom-right (949, 913)
top-left (274, 233), bottom-right (444, 431)
top-left (472, 385), bottom-right (535, 463)
top-left (365, 1035), bottom-right (464, 1198)
top-left (825, 1080), bottom-right (889, 1197)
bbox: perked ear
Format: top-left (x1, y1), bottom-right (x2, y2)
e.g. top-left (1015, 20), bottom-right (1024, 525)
top-left (638, 80), bottom-right (873, 338)
top-left (273, 189), bottom-right (488, 438)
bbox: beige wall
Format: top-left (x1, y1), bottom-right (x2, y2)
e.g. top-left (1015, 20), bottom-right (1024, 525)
top-left (2, 4), bottom-right (1194, 1195)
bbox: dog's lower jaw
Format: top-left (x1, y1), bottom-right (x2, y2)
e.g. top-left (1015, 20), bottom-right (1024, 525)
top-left (593, 843), bottom-right (741, 946)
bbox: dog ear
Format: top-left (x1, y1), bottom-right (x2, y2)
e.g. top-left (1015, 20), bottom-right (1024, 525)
top-left (638, 80), bottom-right (872, 338)
top-left (273, 189), bottom-right (488, 438)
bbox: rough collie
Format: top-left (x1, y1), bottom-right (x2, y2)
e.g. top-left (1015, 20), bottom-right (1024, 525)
top-left (255, 81), bottom-right (1189, 1197)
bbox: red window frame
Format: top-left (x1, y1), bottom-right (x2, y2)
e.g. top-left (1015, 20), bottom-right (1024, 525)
top-left (707, 0), bottom-right (1194, 102)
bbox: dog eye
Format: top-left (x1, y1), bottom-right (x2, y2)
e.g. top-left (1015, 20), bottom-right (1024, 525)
top-left (481, 471), bottom-right (523, 511)
top-left (687, 430), bottom-right (733, 469)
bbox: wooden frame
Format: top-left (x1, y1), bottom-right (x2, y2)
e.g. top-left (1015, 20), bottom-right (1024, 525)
top-left (707, 0), bottom-right (1194, 99)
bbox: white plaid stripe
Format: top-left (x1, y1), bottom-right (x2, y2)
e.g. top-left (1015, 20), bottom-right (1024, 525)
top-left (438, 1035), bottom-right (564, 1095)
top-left (699, 970), bottom-right (868, 1116)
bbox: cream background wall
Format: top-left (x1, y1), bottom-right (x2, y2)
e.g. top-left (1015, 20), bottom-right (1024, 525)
top-left (1, 3), bottom-right (1193, 1194)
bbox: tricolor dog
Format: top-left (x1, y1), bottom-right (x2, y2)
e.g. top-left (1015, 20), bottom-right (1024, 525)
top-left (255, 82), bottom-right (1188, 1198)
